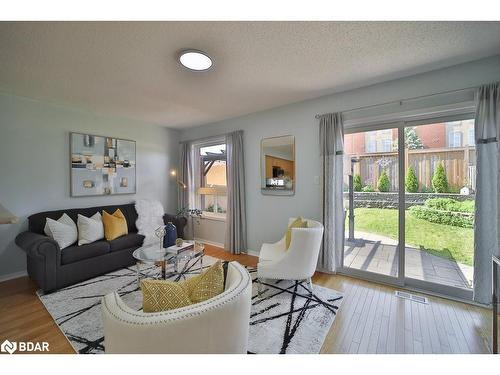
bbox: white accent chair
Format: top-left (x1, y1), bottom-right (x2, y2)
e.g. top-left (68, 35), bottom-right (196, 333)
top-left (257, 217), bottom-right (324, 293)
top-left (101, 261), bottom-right (252, 354)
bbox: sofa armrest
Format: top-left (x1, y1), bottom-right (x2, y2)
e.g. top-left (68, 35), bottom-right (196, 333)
top-left (15, 231), bottom-right (59, 258)
top-left (15, 231), bottom-right (60, 292)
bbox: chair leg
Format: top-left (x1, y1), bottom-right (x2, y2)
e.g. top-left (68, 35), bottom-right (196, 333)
top-left (257, 278), bottom-right (263, 297)
top-left (307, 278), bottom-right (314, 295)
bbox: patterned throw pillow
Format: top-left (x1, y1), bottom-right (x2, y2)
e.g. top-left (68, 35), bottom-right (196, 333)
top-left (186, 260), bottom-right (224, 303)
top-left (102, 209), bottom-right (128, 241)
top-left (141, 279), bottom-right (192, 313)
top-left (44, 213), bottom-right (78, 250)
top-left (285, 217), bottom-right (308, 249)
top-left (140, 260), bottom-right (225, 313)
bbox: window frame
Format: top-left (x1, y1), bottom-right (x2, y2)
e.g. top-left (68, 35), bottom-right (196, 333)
top-left (196, 141), bottom-right (227, 217)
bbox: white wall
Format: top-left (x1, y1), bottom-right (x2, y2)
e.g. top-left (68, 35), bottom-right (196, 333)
top-left (0, 93), bottom-right (180, 279)
top-left (180, 55), bottom-right (500, 254)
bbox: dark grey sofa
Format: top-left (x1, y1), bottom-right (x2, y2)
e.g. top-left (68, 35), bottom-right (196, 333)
top-left (15, 203), bottom-right (187, 293)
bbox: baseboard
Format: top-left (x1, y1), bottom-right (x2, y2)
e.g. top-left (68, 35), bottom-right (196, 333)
top-left (246, 249), bottom-right (260, 257)
top-left (195, 237), bottom-right (225, 249)
top-left (195, 238), bottom-right (259, 257)
top-left (0, 270), bottom-right (28, 283)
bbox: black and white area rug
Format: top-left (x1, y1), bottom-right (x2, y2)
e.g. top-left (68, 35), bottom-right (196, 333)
top-left (38, 255), bottom-right (343, 354)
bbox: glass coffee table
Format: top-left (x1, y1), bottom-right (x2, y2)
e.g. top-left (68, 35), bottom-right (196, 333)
top-left (132, 241), bottom-right (205, 286)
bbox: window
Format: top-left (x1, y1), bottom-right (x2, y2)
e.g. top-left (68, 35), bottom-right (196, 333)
top-left (365, 129), bottom-right (393, 153)
top-left (448, 131), bottom-right (463, 148)
top-left (198, 143), bottom-right (227, 215)
top-left (381, 139), bottom-right (392, 152)
top-left (468, 128), bottom-right (475, 146)
top-left (366, 139), bottom-right (376, 153)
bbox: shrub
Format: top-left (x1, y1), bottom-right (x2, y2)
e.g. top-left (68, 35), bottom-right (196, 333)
top-left (432, 163), bottom-right (449, 193)
top-left (377, 169), bottom-right (390, 192)
top-left (420, 186), bottom-right (434, 193)
top-left (405, 166), bottom-right (419, 193)
top-left (353, 174), bottom-right (362, 192)
top-left (424, 198), bottom-right (475, 213)
top-left (409, 205), bottom-right (473, 228)
top-left (362, 185), bottom-right (375, 192)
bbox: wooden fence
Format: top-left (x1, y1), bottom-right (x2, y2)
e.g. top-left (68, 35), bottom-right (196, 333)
top-left (348, 146), bottom-right (476, 192)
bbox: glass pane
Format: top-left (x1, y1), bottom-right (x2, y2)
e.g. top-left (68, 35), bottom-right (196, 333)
top-left (343, 128), bottom-right (399, 278)
top-left (201, 157), bottom-right (227, 214)
top-left (204, 159), bottom-right (227, 186)
top-left (200, 144), bottom-right (226, 155)
top-left (404, 121), bottom-right (475, 289)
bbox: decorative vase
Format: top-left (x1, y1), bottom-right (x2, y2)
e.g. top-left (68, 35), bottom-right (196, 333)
top-left (163, 222), bottom-right (177, 248)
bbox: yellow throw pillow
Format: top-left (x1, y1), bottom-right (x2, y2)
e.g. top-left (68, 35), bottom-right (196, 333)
top-left (102, 208), bottom-right (128, 241)
top-left (285, 217), bottom-right (308, 250)
top-left (141, 279), bottom-right (192, 313)
top-left (140, 260), bottom-right (225, 313)
top-left (187, 260), bottom-right (225, 303)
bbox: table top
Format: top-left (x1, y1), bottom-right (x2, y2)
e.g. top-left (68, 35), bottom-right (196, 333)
top-left (132, 245), bottom-right (171, 263)
top-left (132, 241), bottom-right (204, 263)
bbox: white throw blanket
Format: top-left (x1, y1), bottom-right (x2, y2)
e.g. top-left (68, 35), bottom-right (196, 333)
top-left (135, 199), bottom-right (165, 246)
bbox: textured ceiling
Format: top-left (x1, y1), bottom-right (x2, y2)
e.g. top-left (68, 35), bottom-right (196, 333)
top-left (1, 22), bottom-right (500, 129)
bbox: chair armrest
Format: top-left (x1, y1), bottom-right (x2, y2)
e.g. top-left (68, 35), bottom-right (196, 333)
top-left (15, 231), bottom-right (60, 259)
top-left (273, 236), bottom-right (286, 247)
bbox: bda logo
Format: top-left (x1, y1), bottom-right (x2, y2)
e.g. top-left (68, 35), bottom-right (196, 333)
top-left (1, 339), bottom-right (17, 354)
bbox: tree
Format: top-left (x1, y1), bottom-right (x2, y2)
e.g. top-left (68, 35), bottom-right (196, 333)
top-left (432, 163), bottom-right (449, 193)
top-left (405, 166), bottom-right (419, 193)
top-left (353, 174), bottom-right (362, 192)
top-left (377, 169), bottom-right (390, 192)
top-left (405, 127), bottom-right (424, 150)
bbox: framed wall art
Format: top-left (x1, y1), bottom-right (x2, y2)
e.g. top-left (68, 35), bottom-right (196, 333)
top-left (70, 132), bottom-right (136, 197)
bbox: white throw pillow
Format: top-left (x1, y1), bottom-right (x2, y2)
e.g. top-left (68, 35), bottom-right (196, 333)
top-left (44, 213), bottom-right (78, 250)
top-left (77, 212), bottom-right (104, 246)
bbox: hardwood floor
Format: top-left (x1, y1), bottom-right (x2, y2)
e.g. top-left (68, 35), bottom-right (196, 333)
top-left (0, 244), bottom-right (494, 354)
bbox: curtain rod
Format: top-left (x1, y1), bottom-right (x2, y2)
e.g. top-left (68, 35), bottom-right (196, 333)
top-left (314, 85), bottom-right (479, 119)
top-left (180, 130), bottom-right (244, 145)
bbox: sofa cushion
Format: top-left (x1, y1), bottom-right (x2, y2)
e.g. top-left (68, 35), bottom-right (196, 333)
top-left (109, 233), bottom-right (145, 252)
top-left (61, 240), bottom-right (111, 265)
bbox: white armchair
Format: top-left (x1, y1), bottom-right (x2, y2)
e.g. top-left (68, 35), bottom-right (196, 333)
top-left (101, 261), bottom-right (252, 354)
top-left (257, 217), bottom-right (324, 292)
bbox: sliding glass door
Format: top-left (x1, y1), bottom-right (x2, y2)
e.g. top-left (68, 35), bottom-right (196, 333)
top-left (403, 120), bottom-right (475, 299)
top-left (342, 126), bottom-right (403, 285)
top-left (342, 119), bottom-right (475, 300)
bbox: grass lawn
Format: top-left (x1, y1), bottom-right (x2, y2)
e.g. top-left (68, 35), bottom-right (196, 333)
top-left (348, 208), bottom-right (474, 266)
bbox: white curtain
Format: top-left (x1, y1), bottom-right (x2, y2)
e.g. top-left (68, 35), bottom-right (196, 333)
top-left (318, 113), bottom-right (344, 272)
top-left (178, 142), bottom-right (195, 213)
top-left (225, 130), bottom-right (247, 254)
top-left (473, 82), bottom-right (500, 305)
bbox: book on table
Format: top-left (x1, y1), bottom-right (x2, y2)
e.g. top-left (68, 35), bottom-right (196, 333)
top-left (165, 242), bottom-right (194, 255)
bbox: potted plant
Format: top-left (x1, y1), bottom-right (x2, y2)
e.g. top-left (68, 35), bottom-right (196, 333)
top-left (176, 207), bottom-right (202, 240)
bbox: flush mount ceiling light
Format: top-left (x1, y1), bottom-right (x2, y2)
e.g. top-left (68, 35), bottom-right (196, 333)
top-left (178, 49), bottom-right (213, 72)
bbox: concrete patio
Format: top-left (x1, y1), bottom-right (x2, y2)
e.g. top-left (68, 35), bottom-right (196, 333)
top-left (343, 231), bottom-right (473, 289)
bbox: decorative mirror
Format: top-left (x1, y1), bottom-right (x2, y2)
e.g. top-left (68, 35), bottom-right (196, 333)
top-left (261, 135), bottom-right (295, 195)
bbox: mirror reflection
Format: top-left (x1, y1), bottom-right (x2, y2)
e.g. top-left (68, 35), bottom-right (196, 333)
top-left (261, 135), bottom-right (295, 195)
